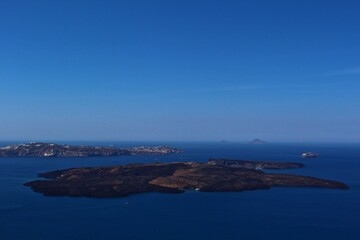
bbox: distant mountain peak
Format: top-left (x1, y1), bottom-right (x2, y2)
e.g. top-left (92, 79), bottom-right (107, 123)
top-left (249, 138), bottom-right (266, 144)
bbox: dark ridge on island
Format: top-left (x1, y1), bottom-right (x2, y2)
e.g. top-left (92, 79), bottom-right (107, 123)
top-left (208, 158), bottom-right (304, 169)
top-left (0, 142), bottom-right (182, 157)
top-left (24, 159), bottom-right (348, 198)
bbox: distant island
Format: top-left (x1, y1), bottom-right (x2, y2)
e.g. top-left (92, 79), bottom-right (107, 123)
top-left (24, 159), bottom-right (348, 198)
top-left (301, 152), bottom-right (320, 158)
top-left (249, 138), bottom-right (267, 144)
top-left (0, 142), bottom-right (182, 157)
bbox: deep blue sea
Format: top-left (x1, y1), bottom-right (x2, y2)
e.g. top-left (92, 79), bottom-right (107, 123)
top-left (0, 142), bottom-right (359, 240)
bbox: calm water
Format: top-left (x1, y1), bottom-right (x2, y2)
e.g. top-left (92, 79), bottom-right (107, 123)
top-left (0, 142), bottom-right (359, 240)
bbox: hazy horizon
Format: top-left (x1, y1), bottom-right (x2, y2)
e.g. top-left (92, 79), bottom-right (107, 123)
top-left (1, 1), bottom-right (359, 142)
top-left (1, 139), bottom-right (359, 145)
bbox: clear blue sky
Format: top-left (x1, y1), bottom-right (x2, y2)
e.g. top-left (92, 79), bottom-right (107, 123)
top-left (1, 0), bottom-right (359, 142)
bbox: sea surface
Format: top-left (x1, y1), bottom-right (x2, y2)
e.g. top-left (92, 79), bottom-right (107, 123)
top-left (0, 142), bottom-right (359, 240)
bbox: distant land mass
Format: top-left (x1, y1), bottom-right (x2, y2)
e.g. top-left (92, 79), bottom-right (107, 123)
top-left (24, 159), bottom-right (348, 198)
top-left (249, 138), bottom-right (267, 144)
top-left (0, 142), bottom-right (182, 157)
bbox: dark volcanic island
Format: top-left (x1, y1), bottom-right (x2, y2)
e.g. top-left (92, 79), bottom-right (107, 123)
top-left (24, 159), bottom-right (348, 198)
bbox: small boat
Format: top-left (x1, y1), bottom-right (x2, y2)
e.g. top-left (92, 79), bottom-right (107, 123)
top-left (301, 152), bottom-right (320, 158)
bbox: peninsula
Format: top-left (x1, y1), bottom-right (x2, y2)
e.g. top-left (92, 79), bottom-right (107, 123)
top-left (0, 142), bottom-right (182, 157)
top-left (24, 159), bottom-right (348, 198)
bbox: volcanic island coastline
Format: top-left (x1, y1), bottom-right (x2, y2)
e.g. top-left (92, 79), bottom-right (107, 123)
top-left (23, 157), bottom-right (349, 198)
top-left (1, 142), bottom-right (347, 198)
